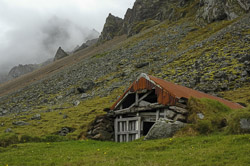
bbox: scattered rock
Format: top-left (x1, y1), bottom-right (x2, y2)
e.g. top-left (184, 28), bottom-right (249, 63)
top-left (12, 121), bottom-right (29, 126)
top-left (73, 100), bottom-right (80, 106)
top-left (174, 114), bottom-right (187, 122)
top-left (165, 110), bottom-right (176, 119)
top-left (135, 62), bottom-right (149, 68)
top-left (57, 127), bottom-right (75, 136)
top-left (86, 115), bottom-right (114, 141)
top-left (240, 118), bottom-right (250, 131)
top-left (81, 93), bottom-right (89, 99)
top-left (56, 95), bottom-right (63, 100)
top-left (2, 110), bottom-right (8, 114)
top-left (144, 119), bottom-right (186, 140)
top-left (63, 115), bottom-right (68, 119)
top-left (31, 114), bottom-right (41, 120)
top-left (66, 88), bottom-right (76, 96)
top-left (197, 113), bottom-right (205, 119)
top-left (81, 80), bottom-right (95, 91)
top-left (5, 128), bottom-right (12, 133)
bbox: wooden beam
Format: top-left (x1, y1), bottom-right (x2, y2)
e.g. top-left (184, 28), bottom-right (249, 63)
top-left (156, 110), bottom-right (160, 120)
top-left (138, 117), bottom-right (141, 139)
top-left (117, 131), bottom-right (139, 135)
top-left (135, 92), bottom-right (139, 106)
top-left (116, 117), bottom-right (139, 122)
top-left (128, 90), bottom-right (152, 109)
top-left (126, 120), bottom-right (129, 142)
top-left (114, 117), bottom-right (118, 142)
top-left (114, 104), bottom-right (167, 115)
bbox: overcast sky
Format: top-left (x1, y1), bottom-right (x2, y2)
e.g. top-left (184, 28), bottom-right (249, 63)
top-left (0, 0), bottom-right (135, 73)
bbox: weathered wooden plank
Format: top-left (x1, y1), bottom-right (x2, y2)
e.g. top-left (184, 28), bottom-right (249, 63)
top-left (135, 92), bottom-right (139, 106)
top-left (129, 91), bottom-right (152, 109)
top-left (138, 117), bottom-right (141, 138)
top-left (126, 120), bottom-right (129, 142)
top-left (175, 102), bottom-right (187, 109)
top-left (156, 110), bottom-right (160, 120)
top-left (117, 131), bottom-right (139, 134)
top-left (114, 118), bottom-right (118, 142)
top-left (116, 117), bottom-right (139, 122)
top-left (164, 109), bottom-right (167, 118)
top-left (114, 103), bottom-right (167, 115)
top-left (169, 106), bottom-right (188, 114)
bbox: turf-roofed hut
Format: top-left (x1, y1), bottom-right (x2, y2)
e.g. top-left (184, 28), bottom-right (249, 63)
top-left (109, 73), bottom-right (243, 142)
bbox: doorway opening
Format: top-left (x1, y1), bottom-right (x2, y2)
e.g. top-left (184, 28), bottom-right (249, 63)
top-left (143, 122), bottom-right (155, 135)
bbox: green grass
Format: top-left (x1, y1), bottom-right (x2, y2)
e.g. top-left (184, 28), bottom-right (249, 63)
top-left (0, 134), bottom-right (250, 166)
top-left (220, 84), bottom-right (250, 107)
top-left (0, 87), bottom-right (125, 140)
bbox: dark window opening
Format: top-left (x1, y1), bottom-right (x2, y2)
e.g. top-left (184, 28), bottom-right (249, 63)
top-left (122, 93), bottom-right (136, 109)
top-left (143, 122), bottom-right (155, 136)
top-left (144, 90), bottom-right (158, 103)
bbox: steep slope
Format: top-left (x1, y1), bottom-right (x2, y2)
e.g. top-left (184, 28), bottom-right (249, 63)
top-left (0, 0), bottom-right (249, 138)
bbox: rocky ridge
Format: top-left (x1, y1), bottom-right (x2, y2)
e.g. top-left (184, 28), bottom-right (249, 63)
top-left (8, 64), bottom-right (39, 79)
top-left (99, 0), bottom-right (250, 43)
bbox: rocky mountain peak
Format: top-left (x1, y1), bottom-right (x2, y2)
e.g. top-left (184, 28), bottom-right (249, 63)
top-left (54, 47), bottom-right (69, 61)
top-left (98, 0), bottom-right (250, 42)
top-left (8, 64), bottom-right (38, 78)
top-left (98, 13), bottom-right (124, 43)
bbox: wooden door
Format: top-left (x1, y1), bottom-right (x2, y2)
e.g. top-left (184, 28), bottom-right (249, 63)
top-left (114, 117), bottom-right (141, 142)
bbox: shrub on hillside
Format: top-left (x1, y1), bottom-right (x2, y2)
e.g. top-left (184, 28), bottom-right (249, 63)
top-left (227, 107), bottom-right (250, 134)
top-left (187, 97), bottom-right (232, 134)
top-left (41, 135), bottom-right (68, 142)
top-left (19, 135), bottom-right (41, 143)
top-left (0, 133), bottom-right (19, 147)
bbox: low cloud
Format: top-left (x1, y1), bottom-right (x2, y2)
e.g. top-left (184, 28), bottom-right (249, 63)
top-left (0, 0), bottom-right (135, 73)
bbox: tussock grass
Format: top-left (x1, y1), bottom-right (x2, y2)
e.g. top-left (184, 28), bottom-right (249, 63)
top-left (0, 134), bottom-right (250, 166)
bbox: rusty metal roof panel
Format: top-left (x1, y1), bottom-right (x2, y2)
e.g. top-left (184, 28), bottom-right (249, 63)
top-left (111, 73), bottom-right (244, 110)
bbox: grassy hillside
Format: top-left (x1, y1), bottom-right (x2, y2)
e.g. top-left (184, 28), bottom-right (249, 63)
top-left (0, 12), bottom-right (250, 140)
top-left (0, 134), bottom-right (250, 166)
top-left (0, 1), bottom-right (250, 165)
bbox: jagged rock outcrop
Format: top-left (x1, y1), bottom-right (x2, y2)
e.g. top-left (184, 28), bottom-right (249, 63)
top-left (53, 47), bottom-right (69, 61)
top-left (8, 64), bottom-right (38, 78)
top-left (197, 0), bottom-right (250, 24)
top-left (98, 14), bottom-right (124, 43)
top-left (73, 38), bottom-right (98, 53)
top-left (99, 0), bottom-right (250, 41)
top-left (99, 0), bottom-right (193, 40)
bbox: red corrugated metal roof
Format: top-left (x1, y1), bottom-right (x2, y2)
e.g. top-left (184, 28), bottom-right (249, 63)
top-left (110, 73), bottom-right (244, 110)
